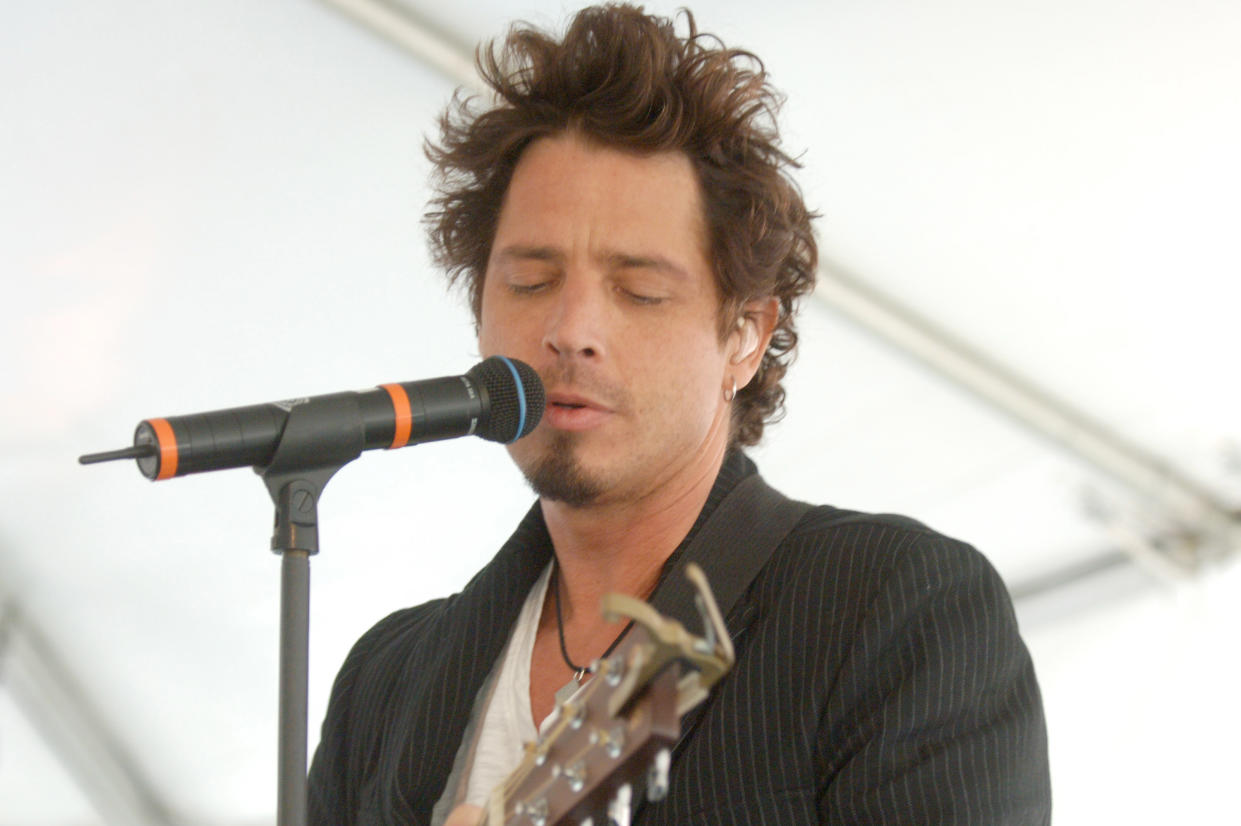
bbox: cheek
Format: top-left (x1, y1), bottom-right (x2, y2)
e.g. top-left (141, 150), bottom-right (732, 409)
top-left (642, 333), bottom-right (726, 405)
top-left (477, 310), bottom-right (500, 353)
top-left (478, 293), bottom-right (521, 356)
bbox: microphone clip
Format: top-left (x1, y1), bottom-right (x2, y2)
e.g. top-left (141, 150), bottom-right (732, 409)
top-left (257, 392), bottom-right (365, 556)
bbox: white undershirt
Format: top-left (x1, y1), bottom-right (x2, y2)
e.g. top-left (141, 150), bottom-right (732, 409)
top-left (461, 563), bottom-right (554, 808)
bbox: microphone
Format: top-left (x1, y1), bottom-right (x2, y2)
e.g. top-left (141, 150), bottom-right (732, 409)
top-left (79, 356), bottom-right (544, 481)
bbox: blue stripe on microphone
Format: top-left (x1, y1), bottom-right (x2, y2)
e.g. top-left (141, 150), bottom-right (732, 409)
top-left (497, 356), bottom-right (526, 442)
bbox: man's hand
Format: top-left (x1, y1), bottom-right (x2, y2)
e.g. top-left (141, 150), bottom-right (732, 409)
top-left (443, 803), bottom-right (484, 826)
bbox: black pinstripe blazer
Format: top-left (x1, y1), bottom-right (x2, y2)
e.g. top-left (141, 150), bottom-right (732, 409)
top-left (309, 453), bottom-right (1051, 824)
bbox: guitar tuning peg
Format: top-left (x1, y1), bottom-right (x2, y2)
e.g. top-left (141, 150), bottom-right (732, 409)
top-left (646, 747), bottom-right (671, 802)
top-left (563, 758), bottom-right (587, 793)
top-left (604, 652), bottom-right (625, 686)
top-left (607, 782), bottom-right (633, 826)
top-left (521, 796), bottom-right (549, 826)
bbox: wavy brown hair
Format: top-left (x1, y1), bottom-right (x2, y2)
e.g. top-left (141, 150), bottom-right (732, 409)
top-left (425, 4), bottom-right (817, 446)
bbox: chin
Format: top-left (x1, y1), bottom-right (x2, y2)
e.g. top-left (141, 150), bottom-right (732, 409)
top-left (513, 430), bottom-right (605, 507)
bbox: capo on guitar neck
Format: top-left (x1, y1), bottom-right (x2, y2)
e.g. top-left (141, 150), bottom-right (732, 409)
top-left (600, 563), bottom-right (735, 717)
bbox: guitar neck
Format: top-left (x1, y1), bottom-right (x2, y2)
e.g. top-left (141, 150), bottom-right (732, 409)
top-left (481, 563), bottom-right (733, 826)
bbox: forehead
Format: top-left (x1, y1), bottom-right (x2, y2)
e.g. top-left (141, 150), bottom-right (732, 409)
top-left (494, 132), bottom-right (710, 265)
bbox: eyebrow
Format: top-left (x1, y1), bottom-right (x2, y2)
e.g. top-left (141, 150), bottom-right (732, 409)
top-left (604, 251), bottom-right (690, 281)
top-left (492, 244), bottom-right (692, 282)
top-left (493, 245), bottom-right (563, 265)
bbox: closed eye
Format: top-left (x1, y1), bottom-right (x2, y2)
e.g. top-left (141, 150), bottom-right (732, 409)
top-left (618, 286), bottom-right (666, 306)
top-left (508, 280), bottom-right (551, 296)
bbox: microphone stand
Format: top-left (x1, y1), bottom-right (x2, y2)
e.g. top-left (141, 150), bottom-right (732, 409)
top-left (256, 393), bottom-right (365, 826)
top-left (78, 356), bottom-right (543, 826)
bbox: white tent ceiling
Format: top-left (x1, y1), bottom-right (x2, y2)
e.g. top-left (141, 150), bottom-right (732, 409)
top-left (2, 1), bottom-right (1238, 824)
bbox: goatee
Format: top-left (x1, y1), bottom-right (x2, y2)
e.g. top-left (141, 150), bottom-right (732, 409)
top-left (520, 431), bottom-right (604, 508)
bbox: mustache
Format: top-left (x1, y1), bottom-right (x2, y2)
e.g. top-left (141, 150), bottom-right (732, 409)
top-left (538, 363), bottom-right (631, 412)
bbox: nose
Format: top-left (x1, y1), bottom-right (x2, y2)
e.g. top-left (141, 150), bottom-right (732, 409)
top-left (543, 273), bottom-right (605, 360)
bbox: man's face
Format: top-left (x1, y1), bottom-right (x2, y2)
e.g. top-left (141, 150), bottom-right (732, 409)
top-left (478, 132), bottom-right (736, 507)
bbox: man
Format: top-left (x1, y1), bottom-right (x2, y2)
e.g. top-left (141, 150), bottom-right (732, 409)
top-left (309, 6), bottom-right (1051, 824)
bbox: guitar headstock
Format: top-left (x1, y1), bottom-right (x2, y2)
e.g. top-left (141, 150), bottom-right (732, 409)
top-left (487, 563), bottom-right (733, 826)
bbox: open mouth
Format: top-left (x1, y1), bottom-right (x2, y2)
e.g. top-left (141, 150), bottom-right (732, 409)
top-left (543, 394), bottom-right (609, 431)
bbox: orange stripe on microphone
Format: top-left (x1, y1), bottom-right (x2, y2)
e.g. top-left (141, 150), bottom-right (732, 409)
top-left (381, 384), bottom-right (412, 449)
top-left (148, 418), bottom-right (179, 480)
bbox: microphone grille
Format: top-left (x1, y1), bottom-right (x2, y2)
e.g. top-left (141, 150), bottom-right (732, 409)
top-left (467, 356), bottom-right (545, 443)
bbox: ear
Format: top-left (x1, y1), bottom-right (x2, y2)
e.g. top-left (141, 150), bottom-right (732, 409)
top-left (727, 297), bottom-right (779, 390)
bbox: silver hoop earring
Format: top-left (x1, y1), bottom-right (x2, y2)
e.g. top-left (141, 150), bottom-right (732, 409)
top-left (723, 378), bottom-right (737, 403)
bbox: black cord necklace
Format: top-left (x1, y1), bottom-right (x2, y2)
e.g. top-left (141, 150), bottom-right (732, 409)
top-left (551, 559), bottom-right (633, 702)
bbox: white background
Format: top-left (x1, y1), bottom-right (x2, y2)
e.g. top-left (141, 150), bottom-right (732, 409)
top-left (2, 1), bottom-right (1238, 823)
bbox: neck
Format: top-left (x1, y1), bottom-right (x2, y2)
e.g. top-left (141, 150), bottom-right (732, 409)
top-left (541, 444), bottom-right (727, 621)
